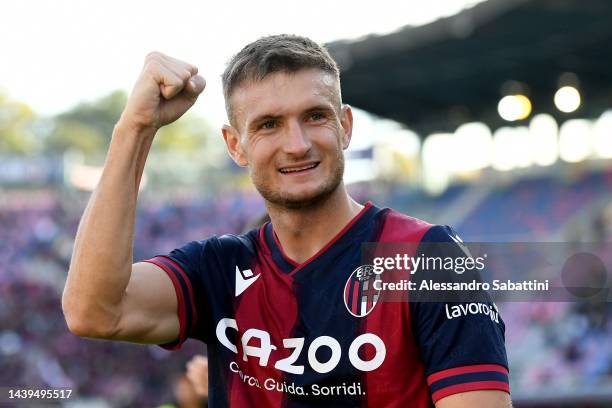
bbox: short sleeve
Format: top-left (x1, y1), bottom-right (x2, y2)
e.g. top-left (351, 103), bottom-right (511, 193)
top-left (143, 239), bottom-right (213, 350)
top-left (410, 225), bottom-right (510, 403)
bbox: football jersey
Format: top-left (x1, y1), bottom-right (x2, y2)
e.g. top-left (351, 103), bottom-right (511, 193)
top-left (144, 202), bottom-right (509, 407)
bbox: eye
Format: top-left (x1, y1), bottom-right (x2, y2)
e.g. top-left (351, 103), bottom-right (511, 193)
top-left (310, 112), bottom-right (325, 121)
top-left (261, 120), bottom-right (277, 130)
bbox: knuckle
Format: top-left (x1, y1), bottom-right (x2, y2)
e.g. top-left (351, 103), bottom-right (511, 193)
top-left (143, 59), bottom-right (157, 70)
top-left (145, 51), bottom-right (162, 61)
top-left (143, 61), bottom-right (159, 77)
top-left (165, 77), bottom-right (182, 88)
top-left (143, 60), bottom-right (164, 77)
top-left (179, 69), bottom-right (191, 81)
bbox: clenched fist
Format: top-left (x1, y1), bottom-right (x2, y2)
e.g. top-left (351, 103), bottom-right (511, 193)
top-left (186, 355), bottom-right (209, 398)
top-left (121, 51), bottom-right (206, 132)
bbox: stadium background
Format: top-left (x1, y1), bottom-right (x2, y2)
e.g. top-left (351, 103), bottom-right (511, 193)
top-left (1, 0), bottom-right (611, 406)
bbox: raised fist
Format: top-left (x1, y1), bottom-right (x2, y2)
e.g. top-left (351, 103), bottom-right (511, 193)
top-left (121, 51), bottom-right (206, 132)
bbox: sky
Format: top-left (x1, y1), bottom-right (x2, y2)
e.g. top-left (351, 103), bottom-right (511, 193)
top-left (0, 0), bottom-right (483, 129)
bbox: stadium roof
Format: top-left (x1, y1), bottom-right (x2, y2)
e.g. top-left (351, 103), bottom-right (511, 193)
top-left (327, 0), bottom-right (612, 136)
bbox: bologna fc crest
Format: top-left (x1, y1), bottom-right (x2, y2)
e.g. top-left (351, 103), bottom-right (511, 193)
top-left (343, 265), bottom-right (381, 317)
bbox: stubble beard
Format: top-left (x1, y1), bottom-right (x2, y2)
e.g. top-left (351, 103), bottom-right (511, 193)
top-left (252, 150), bottom-right (345, 210)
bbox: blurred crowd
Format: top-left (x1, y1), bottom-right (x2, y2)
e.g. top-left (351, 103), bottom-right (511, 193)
top-left (1, 171), bottom-right (611, 405)
top-left (0, 189), bottom-right (261, 406)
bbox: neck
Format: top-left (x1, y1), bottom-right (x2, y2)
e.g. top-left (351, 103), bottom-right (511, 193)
top-left (266, 184), bottom-right (364, 264)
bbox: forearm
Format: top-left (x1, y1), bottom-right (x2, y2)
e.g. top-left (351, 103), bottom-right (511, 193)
top-left (63, 120), bottom-right (155, 335)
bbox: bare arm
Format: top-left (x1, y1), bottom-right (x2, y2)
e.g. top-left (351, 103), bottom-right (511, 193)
top-left (62, 52), bottom-right (206, 344)
top-left (436, 390), bottom-right (512, 408)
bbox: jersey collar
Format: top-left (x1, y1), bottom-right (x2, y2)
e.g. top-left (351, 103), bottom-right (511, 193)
top-left (262, 201), bottom-right (377, 275)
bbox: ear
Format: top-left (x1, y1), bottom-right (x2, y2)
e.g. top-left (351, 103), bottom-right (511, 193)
top-left (222, 124), bottom-right (248, 167)
top-left (339, 104), bottom-right (353, 150)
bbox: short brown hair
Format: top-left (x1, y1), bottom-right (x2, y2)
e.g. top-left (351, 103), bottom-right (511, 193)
top-left (222, 34), bottom-right (341, 126)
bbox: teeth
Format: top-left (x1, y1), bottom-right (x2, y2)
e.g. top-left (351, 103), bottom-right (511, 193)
top-left (280, 163), bottom-right (317, 173)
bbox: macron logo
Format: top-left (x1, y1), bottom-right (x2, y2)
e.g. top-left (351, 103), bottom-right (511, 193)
top-left (235, 266), bottom-right (260, 297)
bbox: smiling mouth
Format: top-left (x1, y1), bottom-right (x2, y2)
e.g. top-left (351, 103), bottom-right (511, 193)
top-left (278, 162), bottom-right (320, 174)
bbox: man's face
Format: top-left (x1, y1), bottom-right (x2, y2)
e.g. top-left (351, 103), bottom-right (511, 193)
top-left (224, 69), bottom-right (353, 209)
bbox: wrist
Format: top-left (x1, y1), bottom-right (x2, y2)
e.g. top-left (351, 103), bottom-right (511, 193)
top-left (106, 119), bottom-right (156, 167)
top-left (115, 114), bottom-right (158, 141)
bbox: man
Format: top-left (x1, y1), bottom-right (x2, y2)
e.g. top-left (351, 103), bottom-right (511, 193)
top-left (63, 35), bottom-right (511, 407)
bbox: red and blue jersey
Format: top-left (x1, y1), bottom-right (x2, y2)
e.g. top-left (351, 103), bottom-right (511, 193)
top-left (144, 202), bottom-right (509, 407)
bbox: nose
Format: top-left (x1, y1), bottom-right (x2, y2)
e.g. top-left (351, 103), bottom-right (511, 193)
top-left (282, 119), bottom-right (311, 157)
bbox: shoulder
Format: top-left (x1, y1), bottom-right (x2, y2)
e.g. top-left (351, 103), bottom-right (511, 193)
top-left (169, 229), bottom-right (259, 262)
top-left (375, 207), bottom-right (445, 242)
top-left (216, 228), bottom-right (260, 255)
top-left (374, 206), bottom-right (464, 244)
top-left (420, 224), bottom-right (464, 243)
